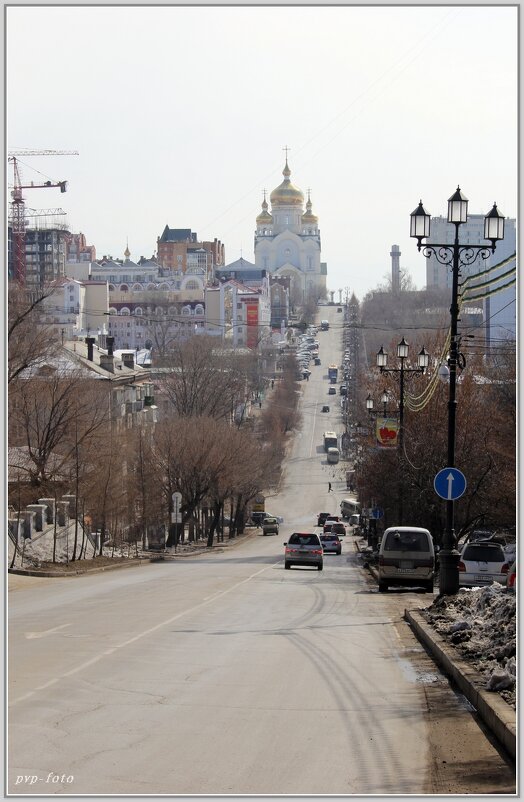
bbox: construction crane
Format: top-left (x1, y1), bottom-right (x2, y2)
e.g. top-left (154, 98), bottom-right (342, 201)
top-left (8, 150), bottom-right (78, 284)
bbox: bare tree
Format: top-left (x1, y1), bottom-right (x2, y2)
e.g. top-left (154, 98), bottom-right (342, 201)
top-left (160, 336), bottom-right (248, 420)
top-left (8, 281), bottom-right (59, 384)
top-left (9, 369), bottom-right (111, 488)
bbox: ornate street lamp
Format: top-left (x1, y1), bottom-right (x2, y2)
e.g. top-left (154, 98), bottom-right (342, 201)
top-left (376, 338), bottom-right (428, 525)
top-left (410, 188), bottom-right (505, 595)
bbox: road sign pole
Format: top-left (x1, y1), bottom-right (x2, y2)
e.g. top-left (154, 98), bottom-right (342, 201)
top-left (440, 232), bottom-right (461, 596)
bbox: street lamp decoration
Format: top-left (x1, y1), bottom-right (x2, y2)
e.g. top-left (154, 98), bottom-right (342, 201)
top-left (410, 187), bottom-right (505, 596)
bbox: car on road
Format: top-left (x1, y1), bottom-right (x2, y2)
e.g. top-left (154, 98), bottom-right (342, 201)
top-left (320, 533), bottom-right (342, 554)
top-left (458, 541), bottom-right (510, 587)
top-left (284, 532), bottom-right (323, 570)
top-left (321, 405), bottom-right (330, 412)
top-left (317, 512), bottom-right (331, 527)
top-left (314, 357), bottom-right (321, 365)
top-left (328, 387), bottom-right (336, 395)
top-left (324, 520), bottom-right (346, 537)
top-left (262, 516), bottom-right (279, 536)
top-left (378, 526), bottom-right (435, 593)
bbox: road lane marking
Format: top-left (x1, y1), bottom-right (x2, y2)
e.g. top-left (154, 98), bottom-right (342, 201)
top-left (24, 623), bottom-right (71, 639)
top-left (11, 561), bottom-right (279, 705)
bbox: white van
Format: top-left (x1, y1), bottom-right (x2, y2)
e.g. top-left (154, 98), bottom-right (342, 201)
top-left (340, 498), bottom-right (360, 519)
top-left (378, 526), bottom-right (435, 593)
top-left (327, 447), bottom-right (340, 464)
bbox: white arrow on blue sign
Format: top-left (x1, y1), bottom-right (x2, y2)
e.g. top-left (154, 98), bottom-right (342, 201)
top-left (434, 467), bottom-right (467, 501)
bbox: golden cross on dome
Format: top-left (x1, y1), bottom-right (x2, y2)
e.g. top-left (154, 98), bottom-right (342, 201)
top-left (283, 145), bottom-right (290, 161)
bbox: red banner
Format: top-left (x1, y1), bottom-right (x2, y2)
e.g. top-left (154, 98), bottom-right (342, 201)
top-left (246, 303), bottom-right (258, 348)
top-left (376, 416), bottom-right (398, 448)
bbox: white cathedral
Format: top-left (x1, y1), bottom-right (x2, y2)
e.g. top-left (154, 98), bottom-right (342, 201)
top-left (254, 155), bottom-right (327, 301)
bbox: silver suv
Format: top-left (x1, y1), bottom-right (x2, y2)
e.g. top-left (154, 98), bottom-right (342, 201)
top-left (284, 532), bottom-right (323, 571)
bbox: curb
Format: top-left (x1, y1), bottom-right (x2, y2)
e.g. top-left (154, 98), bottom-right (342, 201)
top-left (404, 608), bottom-right (516, 761)
top-left (8, 559), bottom-right (147, 578)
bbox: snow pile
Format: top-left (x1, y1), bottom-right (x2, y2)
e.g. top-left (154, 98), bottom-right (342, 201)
top-left (423, 583), bottom-right (516, 709)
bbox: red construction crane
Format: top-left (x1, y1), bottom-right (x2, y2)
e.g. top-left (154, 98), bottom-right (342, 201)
top-left (8, 150), bottom-right (78, 284)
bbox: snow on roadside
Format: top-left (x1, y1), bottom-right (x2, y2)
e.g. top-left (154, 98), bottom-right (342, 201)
top-left (422, 584), bottom-right (516, 709)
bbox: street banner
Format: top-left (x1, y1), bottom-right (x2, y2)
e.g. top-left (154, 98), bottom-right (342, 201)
top-left (246, 303), bottom-right (258, 349)
top-left (376, 416), bottom-right (398, 448)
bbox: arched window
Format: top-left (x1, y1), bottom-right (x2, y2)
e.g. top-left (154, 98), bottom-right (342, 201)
top-left (168, 306), bottom-right (178, 316)
top-left (185, 280), bottom-right (199, 290)
top-left (182, 306), bottom-right (191, 316)
top-left (120, 284), bottom-right (129, 292)
top-left (195, 304), bottom-right (204, 316)
top-left (120, 307), bottom-right (130, 315)
top-left (132, 283), bottom-right (142, 291)
top-left (155, 306), bottom-right (165, 315)
top-left (134, 307), bottom-right (143, 316)
top-left (147, 283), bottom-right (156, 291)
top-left (108, 284), bottom-right (115, 292)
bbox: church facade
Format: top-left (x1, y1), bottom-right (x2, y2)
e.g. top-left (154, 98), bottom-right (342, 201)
top-left (254, 156), bottom-right (327, 302)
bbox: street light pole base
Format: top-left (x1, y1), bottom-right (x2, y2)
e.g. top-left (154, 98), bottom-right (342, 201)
top-left (438, 549), bottom-right (461, 595)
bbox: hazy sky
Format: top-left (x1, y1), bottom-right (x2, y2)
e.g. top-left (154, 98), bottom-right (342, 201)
top-left (7, 5), bottom-right (518, 300)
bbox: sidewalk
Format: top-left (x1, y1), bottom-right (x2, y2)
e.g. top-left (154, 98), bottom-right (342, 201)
top-left (353, 535), bottom-right (516, 762)
top-left (8, 528), bottom-right (257, 582)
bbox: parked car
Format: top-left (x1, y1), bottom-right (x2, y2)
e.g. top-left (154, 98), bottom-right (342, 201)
top-left (320, 533), bottom-right (342, 555)
top-left (328, 387), bottom-right (336, 395)
top-left (262, 516), bottom-right (279, 536)
top-left (458, 541), bottom-right (510, 587)
top-left (250, 511), bottom-right (282, 526)
top-left (321, 405), bottom-right (330, 413)
top-left (317, 512), bottom-right (331, 527)
top-left (314, 357), bottom-right (321, 365)
top-left (378, 526), bottom-right (435, 593)
top-left (284, 532), bottom-right (323, 570)
top-left (507, 560), bottom-right (516, 590)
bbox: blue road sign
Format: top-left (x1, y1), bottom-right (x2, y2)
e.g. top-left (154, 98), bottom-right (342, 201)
top-left (371, 508), bottom-right (383, 519)
top-left (434, 467), bottom-right (467, 501)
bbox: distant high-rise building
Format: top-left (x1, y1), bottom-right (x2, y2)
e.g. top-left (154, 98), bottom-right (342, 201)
top-left (24, 227), bottom-right (69, 288)
top-left (425, 214), bottom-right (516, 341)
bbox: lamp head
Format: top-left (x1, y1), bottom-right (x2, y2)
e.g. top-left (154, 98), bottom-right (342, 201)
top-left (417, 346), bottom-right (429, 371)
top-left (447, 186), bottom-right (468, 224)
top-left (376, 346), bottom-right (388, 369)
top-left (410, 200), bottom-right (431, 247)
top-left (484, 202), bottom-right (505, 248)
top-left (397, 337), bottom-right (409, 359)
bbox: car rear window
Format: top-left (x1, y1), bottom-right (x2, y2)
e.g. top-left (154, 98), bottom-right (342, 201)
top-left (289, 534), bottom-right (320, 546)
top-left (383, 530), bottom-right (429, 552)
top-left (321, 535), bottom-right (338, 541)
top-left (463, 544), bottom-right (505, 562)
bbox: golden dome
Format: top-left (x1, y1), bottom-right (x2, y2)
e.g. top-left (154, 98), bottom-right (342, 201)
top-left (302, 192), bottom-right (318, 224)
top-left (256, 192), bottom-right (273, 225)
top-left (270, 159), bottom-right (304, 207)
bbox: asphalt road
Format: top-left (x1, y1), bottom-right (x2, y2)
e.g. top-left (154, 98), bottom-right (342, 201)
top-left (8, 308), bottom-right (515, 795)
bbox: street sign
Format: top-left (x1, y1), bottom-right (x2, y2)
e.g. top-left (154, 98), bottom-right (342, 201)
top-left (172, 492), bottom-right (182, 506)
top-left (171, 513), bottom-right (182, 524)
top-left (434, 467), bottom-right (467, 501)
top-left (371, 508), bottom-right (383, 519)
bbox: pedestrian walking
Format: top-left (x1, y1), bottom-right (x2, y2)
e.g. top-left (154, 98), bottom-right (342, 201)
top-left (328, 482), bottom-right (332, 492)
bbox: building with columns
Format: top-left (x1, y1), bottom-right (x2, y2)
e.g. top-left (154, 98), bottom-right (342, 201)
top-left (254, 155), bottom-right (327, 302)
